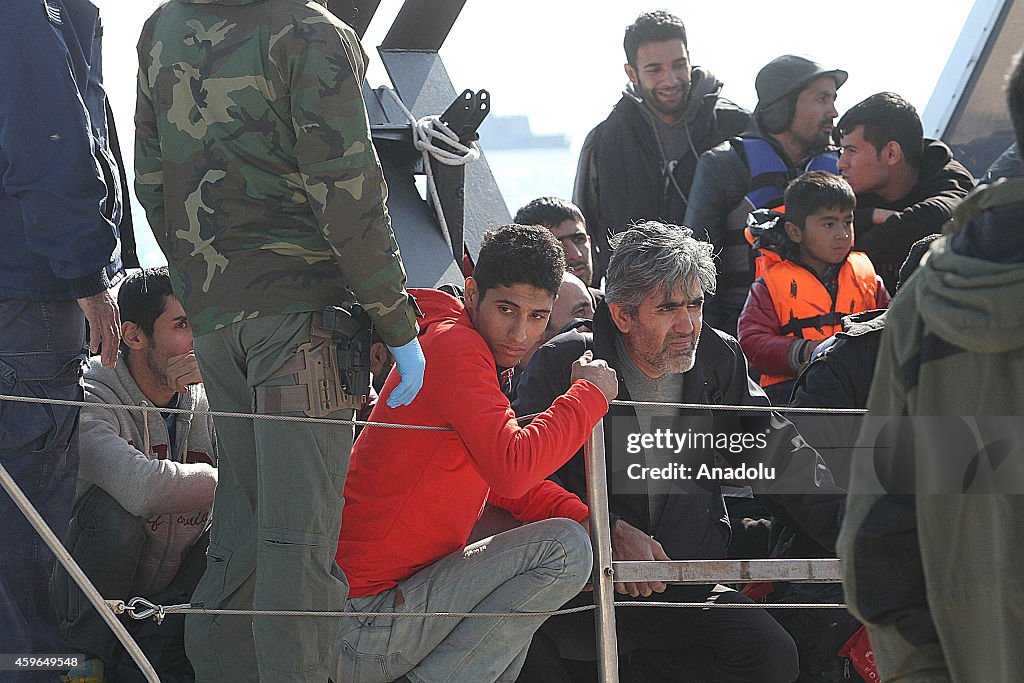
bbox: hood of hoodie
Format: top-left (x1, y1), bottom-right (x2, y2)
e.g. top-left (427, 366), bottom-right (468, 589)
top-left (623, 66), bottom-right (726, 127)
top-left (913, 180), bottom-right (1024, 354)
top-left (408, 287), bottom-right (465, 334)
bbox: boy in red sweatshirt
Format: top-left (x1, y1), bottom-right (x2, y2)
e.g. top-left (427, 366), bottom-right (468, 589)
top-left (739, 171), bottom-right (890, 405)
top-left (335, 225), bottom-right (618, 683)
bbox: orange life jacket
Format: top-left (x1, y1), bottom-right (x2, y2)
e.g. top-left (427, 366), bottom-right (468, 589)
top-left (758, 252), bottom-right (879, 387)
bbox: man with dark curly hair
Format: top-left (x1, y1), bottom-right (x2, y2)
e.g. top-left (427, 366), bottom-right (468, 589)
top-left (574, 11), bottom-right (749, 283)
top-left (335, 225), bottom-right (619, 683)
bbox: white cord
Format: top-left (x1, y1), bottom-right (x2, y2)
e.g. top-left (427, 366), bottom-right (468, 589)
top-left (383, 88), bottom-right (480, 250)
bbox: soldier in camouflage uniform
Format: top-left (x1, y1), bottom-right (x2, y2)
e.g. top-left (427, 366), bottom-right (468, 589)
top-left (135, 1), bottom-right (424, 680)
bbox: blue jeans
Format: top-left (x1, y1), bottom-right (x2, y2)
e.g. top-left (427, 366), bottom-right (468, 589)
top-left (337, 518), bottom-right (593, 683)
top-left (0, 298), bottom-right (86, 682)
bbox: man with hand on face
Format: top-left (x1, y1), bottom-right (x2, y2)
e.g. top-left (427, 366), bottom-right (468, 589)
top-left (516, 221), bottom-right (845, 682)
top-left (574, 11), bottom-right (749, 283)
top-left (335, 225), bottom-right (617, 683)
top-left (686, 55), bottom-right (847, 336)
top-left (53, 268), bottom-right (216, 683)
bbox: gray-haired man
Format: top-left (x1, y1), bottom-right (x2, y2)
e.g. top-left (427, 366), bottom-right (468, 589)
top-left (515, 221), bottom-right (844, 680)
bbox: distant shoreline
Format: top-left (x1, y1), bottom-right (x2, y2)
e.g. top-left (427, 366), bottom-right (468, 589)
top-left (479, 114), bottom-right (570, 150)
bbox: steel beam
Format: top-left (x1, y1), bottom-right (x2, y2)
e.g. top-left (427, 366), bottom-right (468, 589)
top-left (380, 0), bottom-right (467, 51)
top-left (585, 420), bottom-right (620, 683)
top-left (347, 0), bottom-right (383, 37)
top-left (612, 559), bottom-right (843, 585)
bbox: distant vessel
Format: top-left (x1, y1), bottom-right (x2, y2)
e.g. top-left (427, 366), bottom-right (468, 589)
top-left (478, 115), bottom-right (570, 150)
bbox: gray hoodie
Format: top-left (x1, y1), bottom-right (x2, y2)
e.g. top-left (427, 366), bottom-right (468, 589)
top-left (77, 352), bottom-right (217, 594)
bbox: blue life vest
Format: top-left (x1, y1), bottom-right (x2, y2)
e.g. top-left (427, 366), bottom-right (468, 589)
top-left (741, 138), bottom-right (839, 210)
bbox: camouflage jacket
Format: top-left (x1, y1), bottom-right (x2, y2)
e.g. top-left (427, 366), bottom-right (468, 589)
top-left (135, 0), bottom-right (418, 345)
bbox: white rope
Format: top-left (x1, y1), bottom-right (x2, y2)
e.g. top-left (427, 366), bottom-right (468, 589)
top-left (0, 393), bottom-right (454, 431)
top-left (113, 598), bottom-right (846, 622)
top-left (116, 599), bottom-right (597, 620)
top-left (0, 393), bottom-right (866, 424)
top-left (382, 87), bottom-right (479, 250)
top-left (611, 399), bottom-right (867, 415)
top-left (616, 601), bottom-right (847, 610)
top-left (0, 462), bottom-right (160, 682)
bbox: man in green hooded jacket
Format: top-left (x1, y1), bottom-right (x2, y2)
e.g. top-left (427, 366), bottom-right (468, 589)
top-left (838, 54), bottom-right (1024, 683)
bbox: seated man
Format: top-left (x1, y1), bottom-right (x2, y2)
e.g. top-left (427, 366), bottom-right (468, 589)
top-left (519, 271), bottom-right (595, 370)
top-left (514, 195), bottom-right (601, 299)
top-left (335, 225), bottom-right (618, 683)
top-left (53, 267), bottom-right (216, 683)
top-left (835, 91), bottom-right (974, 291)
top-left (356, 328), bottom-right (397, 427)
top-left (516, 221), bottom-right (845, 682)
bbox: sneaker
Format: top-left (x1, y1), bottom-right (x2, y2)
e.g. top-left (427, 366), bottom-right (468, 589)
top-left (62, 658), bottom-right (104, 683)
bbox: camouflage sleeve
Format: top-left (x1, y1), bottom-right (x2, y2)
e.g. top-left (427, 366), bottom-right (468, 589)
top-left (278, 17), bottom-right (418, 347)
top-left (134, 14), bottom-right (167, 257)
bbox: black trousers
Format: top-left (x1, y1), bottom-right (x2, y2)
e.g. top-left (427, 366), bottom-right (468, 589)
top-left (516, 584), bottom-right (799, 683)
top-left (51, 487), bottom-right (209, 682)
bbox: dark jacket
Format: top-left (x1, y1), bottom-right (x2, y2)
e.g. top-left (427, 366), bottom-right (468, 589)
top-left (982, 142), bottom-right (1023, 182)
top-left (0, 0), bottom-right (135, 301)
top-left (515, 302), bottom-right (845, 560)
top-left (683, 121), bottom-right (837, 336)
top-left (788, 308), bottom-right (887, 489)
top-left (853, 139), bottom-right (974, 292)
top-left (574, 68), bottom-right (749, 281)
top-left (838, 178), bottom-right (1024, 681)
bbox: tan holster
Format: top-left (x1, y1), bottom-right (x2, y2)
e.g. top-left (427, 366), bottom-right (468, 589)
top-left (253, 316), bottom-right (366, 417)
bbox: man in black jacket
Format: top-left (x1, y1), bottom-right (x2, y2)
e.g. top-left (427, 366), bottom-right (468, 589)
top-left (684, 55), bottom-right (847, 336)
top-left (515, 221), bottom-right (845, 682)
top-left (574, 11), bottom-right (749, 283)
top-left (835, 92), bottom-right (974, 292)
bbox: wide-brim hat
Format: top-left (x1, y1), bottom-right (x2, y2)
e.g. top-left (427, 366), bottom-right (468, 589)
top-left (755, 55), bottom-right (848, 109)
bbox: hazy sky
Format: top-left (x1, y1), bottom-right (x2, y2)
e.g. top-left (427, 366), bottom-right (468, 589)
top-left (94, 0), bottom-right (979, 265)
top-left (98, 0), bottom-right (976, 142)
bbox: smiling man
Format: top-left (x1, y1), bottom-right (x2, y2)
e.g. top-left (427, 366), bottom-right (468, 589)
top-left (574, 10), bottom-right (749, 283)
top-left (685, 55), bottom-right (847, 336)
top-left (335, 225), bottom-right (618, 683)
top-left (516, 221), bottom-right (846, 681)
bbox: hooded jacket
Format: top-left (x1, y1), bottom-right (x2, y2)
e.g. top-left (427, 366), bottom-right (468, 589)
top-left (0, 0), bottom-right (136, 301)
top-left (77, 353), bottom-right (217, 594)
top-left (337, 288), bottom-right (607, 598)
top-left (516, 302), bottom-right (846, 561)
top-left (574, 68), bottom-right (749, 280)
top-left (852, 139), bottom-right (974, 292)
top-left (838, 177), bottom-right (1024, 681)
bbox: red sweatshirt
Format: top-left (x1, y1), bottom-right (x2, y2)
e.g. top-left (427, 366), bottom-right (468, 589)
top-left (337, 288), bottom-right (608, 598)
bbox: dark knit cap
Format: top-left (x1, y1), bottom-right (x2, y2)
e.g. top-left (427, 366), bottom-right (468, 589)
top-left (755, 55), bottom-right (848, 108)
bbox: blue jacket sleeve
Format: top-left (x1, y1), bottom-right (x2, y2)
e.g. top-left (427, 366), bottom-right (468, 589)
top-left (0, 1), bottom-right (116, 291)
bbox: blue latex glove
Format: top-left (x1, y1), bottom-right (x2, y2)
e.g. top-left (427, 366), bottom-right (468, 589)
top-left (386, 337), bottom-right (426, 407)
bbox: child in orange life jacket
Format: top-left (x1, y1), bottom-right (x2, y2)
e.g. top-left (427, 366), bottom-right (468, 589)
top-left (738, 171), bottom-right (890, 405)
